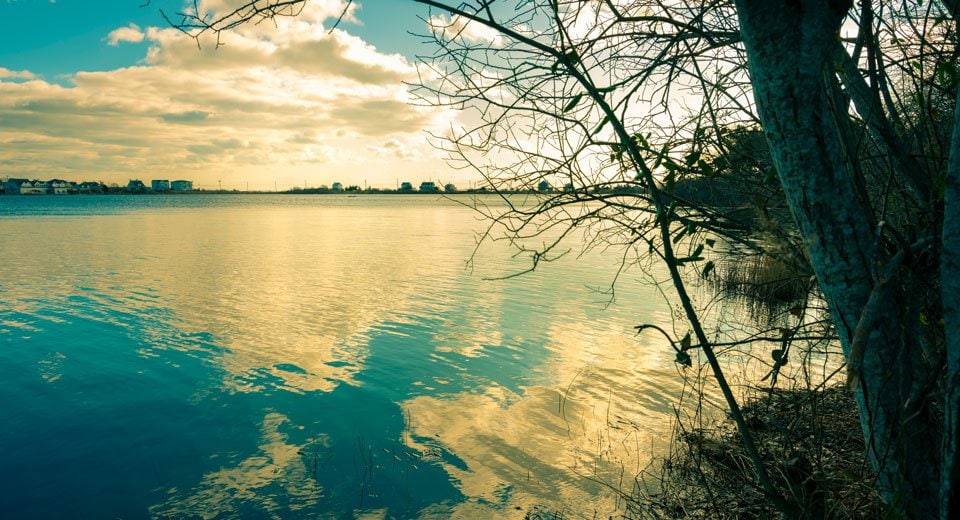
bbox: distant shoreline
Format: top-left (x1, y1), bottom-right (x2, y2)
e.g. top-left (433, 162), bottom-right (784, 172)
top-left (0, 190), bottom-right (493, 196)
top-left (1, 187), bottom-right (645, 196)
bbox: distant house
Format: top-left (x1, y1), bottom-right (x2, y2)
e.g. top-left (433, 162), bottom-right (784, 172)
top-left (51, 180), bottom-right (77, 195)
top-left (2, 178), bottom-right (28, 195)
top-left (444, 183), bottom-right (457, 193)
top-left (126, 179), bottom-right (147, 192)
top-left (419, 181), bottom-right (439, 193)
top-left (77, 182), bottom-right (104, 194)
top-left (171, 180), bottom-right (193, 191)
top-left (331, 182), bottom-right (344, 192)
top-left (18, 181), bottom-right (38, 195)
top-left (19, 181), bottom-right (50, 195)
top-left (399, 181), bottom-right (414, 192)
top-left (152, 180), bottom-right (170, 192)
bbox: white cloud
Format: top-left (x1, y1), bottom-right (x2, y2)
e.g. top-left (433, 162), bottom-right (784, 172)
top-left (142, 26), bottom-right (416, 85)
top-left (190, 0), bottom-right (359, 39)
top-left (0, 67), bottom-right (35, 80)
top-left (428, 14), bottom-right (505, 47)
top-left (106, 23), bottom-right (145, 46)
top-left (0, 7), bottom-right (457, 188)
top-left (366, 138), bottom-right (420, 159)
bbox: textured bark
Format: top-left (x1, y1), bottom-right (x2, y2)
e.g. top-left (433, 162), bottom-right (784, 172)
top-left (940, 7), bottom-right (960, 519)
top-left (735, 1), bottom-right (942, 517)
top-left (941, 60), bottom-right (960, 520)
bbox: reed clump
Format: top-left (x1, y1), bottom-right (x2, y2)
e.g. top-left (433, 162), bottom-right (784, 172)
top-left (716, 252), bottom-right (811, 305)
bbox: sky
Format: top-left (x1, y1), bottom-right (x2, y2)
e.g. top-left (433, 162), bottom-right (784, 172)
top-left (0, 0), bottom-right (471, 190)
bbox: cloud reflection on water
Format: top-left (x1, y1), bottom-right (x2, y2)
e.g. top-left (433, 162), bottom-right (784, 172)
top-left (0, 197), bottom-right (484, 395)
top-left (150, 412), bottom-right (326, 518)
top-left (400, 314), bottom-right (689, 517)
top-left (0, 195), bottom-right (702, 517)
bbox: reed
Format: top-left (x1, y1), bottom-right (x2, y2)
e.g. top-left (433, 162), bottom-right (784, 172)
top-left (714, 251), bottom-right (811, 305)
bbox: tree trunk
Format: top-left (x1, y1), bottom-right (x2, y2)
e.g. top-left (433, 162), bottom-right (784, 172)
top-left (941, 41), bottom-right (960, 519)
top-left (734, 1), bottom-right (943, 517)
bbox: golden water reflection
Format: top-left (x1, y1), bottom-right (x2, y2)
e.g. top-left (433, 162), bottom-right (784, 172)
top-left (150, 412), bottom-right (326, 518)
top-left (402, 316), bottom-right (691, 517)
top-left (0, 195), bottom-right (829, 517)
top-left (0, 197), bottom-right (494, 394)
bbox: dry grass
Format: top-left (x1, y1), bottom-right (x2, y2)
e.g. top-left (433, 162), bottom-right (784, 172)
top-left (634, 386), bottom-right (880, 519)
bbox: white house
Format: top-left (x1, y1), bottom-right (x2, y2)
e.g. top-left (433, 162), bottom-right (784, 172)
top-left (19, 181), bottom-right (49, 195)
top-left (51, 180), bottom-right (77, 195)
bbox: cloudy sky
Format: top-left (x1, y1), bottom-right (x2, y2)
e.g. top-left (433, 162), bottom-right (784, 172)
top-left (0, 0), bottom-right (468, 190)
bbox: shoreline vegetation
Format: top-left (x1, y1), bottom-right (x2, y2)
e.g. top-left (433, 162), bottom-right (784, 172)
top-left (633, 386), bottom-right (878, 519)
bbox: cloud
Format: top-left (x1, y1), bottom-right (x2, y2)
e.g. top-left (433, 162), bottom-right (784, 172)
top-left (106, 23), bottom-right (145, 46)
top-left (160, 111), bottom-right (212, 124)
top-left (0, 67), bottom-right (35, 80)
top-left (329, 99), bottom-right (435, 136)
top-left (366, 138), bottom-right (420, 159)
top-left (0, 6), bottom-right (454, 187)
top-left (428, 14), bottom-right (505, 46)
top-left (150, 412), bottom-right (326, 517)
top-left (141, 26), bottom-right (415, 86)
top-left (194, 0), bottom-right (358, 31)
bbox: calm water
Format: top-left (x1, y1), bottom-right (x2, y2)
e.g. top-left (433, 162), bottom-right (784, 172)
top-left (0, 194), bottom-right (700, 519)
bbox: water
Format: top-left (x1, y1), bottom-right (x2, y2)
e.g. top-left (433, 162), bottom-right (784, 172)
top-left (0, 194), bottom-right (697, 518)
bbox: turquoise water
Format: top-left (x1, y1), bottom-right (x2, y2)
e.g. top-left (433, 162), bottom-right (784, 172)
top-left (0, 194), bottom-right (691, 518)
